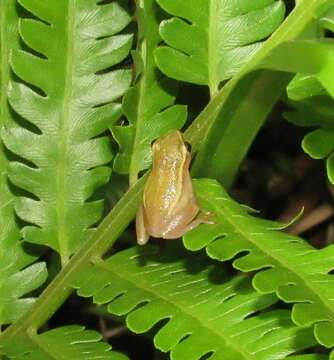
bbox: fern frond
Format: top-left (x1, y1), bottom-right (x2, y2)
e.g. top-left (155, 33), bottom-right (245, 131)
top-left (183, 0), bottom-right (334, 187)
top-left (0, 325), bottom-right (127, 359)
top-left (256, 8), bottom-right (334, 184)
top-left (184, 179), bottom-right (334, 350)
top-left (281, 9), bottom-right (334, 184)
top-left (112, 0), bottom-right (187, 184)
top-left (71, 245), bottom-right (320, 359)
top-left (0, 0), bottom-right (47, 327)
top-left (1, 0), bottom-right (133, 264)
top-left (284, 58), bottom-right (334, 184)
top-left (0, 254), bottom-right (47, 327)
top-left (303, 127), bottom-right (334, 182)
top-left (155, 0), bottom-right (285, 95)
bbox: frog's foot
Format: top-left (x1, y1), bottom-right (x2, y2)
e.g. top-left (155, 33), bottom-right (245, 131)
top-left (163, 212), bottom-right (215, 239)
top-left (199, 211), bottom-right (215, 225)
top-left (136, 206), bottom-right (150, 245)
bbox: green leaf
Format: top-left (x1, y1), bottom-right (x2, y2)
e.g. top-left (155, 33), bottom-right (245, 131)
top-left (155, 0), bottom-right (285, 95)
top-left (285, 95), bottom-right (334, 129)
top-left (302, 126), bottom-right (334, 183)
top-left (184, 179), bottom-right (334, 349)
top-left (266, 39), bottom-right (334, 184)
top-left (112, 0), bottom-right (187, 184)
top-left (289, 357), bottom-right (327, 360)
top-left (275, 76), bottom-right (334, 184)
top-left (0, 260), bottom-right (47, 327)
top-left (190, 70), bottom-right (291, 186)
top-left (3, 1), bottom-right (334, 352)
top-left (259, 39), bottom-right (334, 96)
top-left (281, 12), bottom-right (334, 184)
top-left (0, 0), bottom-right (47, 328)
top-left (289, 103), bottom-right (334, 187)
top-left (0, 174), bottom-right (146, 340)
top-left (183, 0), bottom-right (330, 188)
top-left (0, 325), bottom-right (127, 360)
top-left (1, 0), bottom-right (133, 264)
top-left (287, 74), bottom-right (327, 101)
top-left (71, 245), bottom-right (320, 360)
top-left (303, 129), bottom-right (334, 159)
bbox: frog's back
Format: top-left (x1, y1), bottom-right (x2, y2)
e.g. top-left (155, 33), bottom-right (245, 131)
top-left (142, 130), bottom-right (199, 238)
top-left (144, 149), bottom-right (185, 218)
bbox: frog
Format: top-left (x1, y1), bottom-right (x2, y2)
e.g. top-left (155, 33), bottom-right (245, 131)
top-left (136, 130), bottom-right (209, 245)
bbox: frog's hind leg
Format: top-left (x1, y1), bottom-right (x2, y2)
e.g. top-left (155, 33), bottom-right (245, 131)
top-left (136, 205), bottom-right (150, 245)
top-left (164, 212), bottom-right (214, 239)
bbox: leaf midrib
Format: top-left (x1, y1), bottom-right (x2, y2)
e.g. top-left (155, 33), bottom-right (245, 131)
top-left (96, 258), bottom-right (259, 360)
top-left (208, 0), bottom-right (219, 97)
top-left (129, 2), bottom-right (155, 185)
top-left (129, 39), bottom-right (148, 185)
top-left (57, 0), bottom-right (76, 265)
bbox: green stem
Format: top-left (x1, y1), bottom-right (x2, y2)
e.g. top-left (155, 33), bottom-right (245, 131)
top-left (185, 0), bottom-right (334, 188)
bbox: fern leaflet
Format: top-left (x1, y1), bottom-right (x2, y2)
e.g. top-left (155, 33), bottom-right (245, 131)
top-left (254, 8), bottom-right (334, 185)
top-left (155, 0), bottom-right (285, 95)
top-left (282, 11), bottom-right (334, 184)
top-left (184, 179), bottom-right (334, 350)
top-left (1, 0), bottom-right (133, 264)
top-left (71, 244), bottom-right (320, 360)
top-left (0, 0), bottom-right (47, 327)
top-left (0, 325), bottom-right (127, 359)
top-left (112, 0), bottom-right (187, 184)
top-left (287, 98), bottom-right (334, 184)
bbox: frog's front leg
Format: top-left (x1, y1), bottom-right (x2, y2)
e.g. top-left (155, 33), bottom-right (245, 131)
top-left (136, 205), bottom-right (150, 245)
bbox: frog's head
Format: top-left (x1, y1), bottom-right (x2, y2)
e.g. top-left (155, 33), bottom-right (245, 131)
top-left (152, 130), bottom-right (187, 162)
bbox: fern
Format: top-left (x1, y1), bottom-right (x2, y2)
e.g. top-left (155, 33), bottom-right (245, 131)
top-left (0, 325), bottom-right (127, 359)
top-left (182, 0), bottom-right (319, 187)
top-left (155, 0), bottom-right (285, 96)
top-left (112, 0), bottom-right (187, 185)
top-left (1, 0), bottom-right (133, 264)
top-left (0, 253), bottom-right (46, 328)
top-left (282, 11), bottom-right (334, 184)
top-left (71, 244), bottom-right (322, 360)
top-left (286, 93), bottom-right (334, 183)
top-left (260, 38), bottom-right (334, 184)
top-left (184, 179), bottom-right (334, 350)
top-left (0, 0), bottom-right (47, 328)
top-left (267, 9), bottom-right (334, 184)
top-left (0, 173), bottom-right (146, 343)
top-left (252, 8), bottom-right (334, 185)
top-left (2, 1), bottom-right (334, 358)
